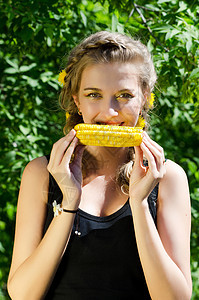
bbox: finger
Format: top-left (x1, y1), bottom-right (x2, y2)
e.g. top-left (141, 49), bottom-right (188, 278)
top-left (143, 132), bottom-right (165, 162)
top-left (140, 142), bottom-right (157, 174)
top-left (141, 139), bottom-right (166, 182)
top-left (62, 136), bottom-right (79, 165)
top-left (50, 130), bottom-right (76, 166)
top-left (134, 146), bottom-right (144, 167)
top-left (143, 135), bottom-right (165, 168)
top-left (142, 140), bottom-right (162, 172)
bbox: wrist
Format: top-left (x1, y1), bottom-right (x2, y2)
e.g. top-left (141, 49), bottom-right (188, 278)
top-left (61, 196), bottom-right (80, 211)
top-left (53, 200), bottom-right (79, 218)
top-left (129, 196), bottom-right (148, 209)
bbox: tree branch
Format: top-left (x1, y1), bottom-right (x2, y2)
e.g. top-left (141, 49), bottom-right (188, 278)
top-left (132, 2), bottom-right (169, 52)
top-left (125, 8), bottom-right (135, 25)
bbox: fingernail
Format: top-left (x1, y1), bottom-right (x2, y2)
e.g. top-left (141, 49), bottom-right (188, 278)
top-left (71, 129), bottom-right (76, 134)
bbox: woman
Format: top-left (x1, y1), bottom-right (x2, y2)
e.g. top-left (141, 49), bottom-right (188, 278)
top-left (7, 31), bottom-right (192, 299)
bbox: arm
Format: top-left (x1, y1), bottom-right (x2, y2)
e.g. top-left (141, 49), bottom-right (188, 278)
top-left (129, 133), bottom-right (192, 300)
top-left (7, 130), bottom-right (85, 300)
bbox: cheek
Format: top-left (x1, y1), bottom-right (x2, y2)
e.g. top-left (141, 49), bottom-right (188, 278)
top-left (81, 103), bottom-right (99, 121)
top-left (122, 101), bottom-right (141, 118)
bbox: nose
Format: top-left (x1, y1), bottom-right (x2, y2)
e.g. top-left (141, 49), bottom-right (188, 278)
top-left (99, 98), bottom-right (119, 119)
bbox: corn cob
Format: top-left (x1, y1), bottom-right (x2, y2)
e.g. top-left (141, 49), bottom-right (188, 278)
top-left (74, 123), bottom-right (143, 147)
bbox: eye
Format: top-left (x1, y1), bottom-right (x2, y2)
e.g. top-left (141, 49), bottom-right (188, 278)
top-left (85, 92), bottom-right (102, 99)
top-left (116, 93), bottom-right (134, 101)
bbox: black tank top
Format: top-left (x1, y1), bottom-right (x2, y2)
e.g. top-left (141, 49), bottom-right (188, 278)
top-left (44, 155), bottom-right (158, 299)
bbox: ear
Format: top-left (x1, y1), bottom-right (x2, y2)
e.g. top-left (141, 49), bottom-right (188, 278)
top-left (140, 93), bottom-right (146, 111)
top-left (142, 90), bottom-right (150, 107)
top-left (143, 91), bottom-right (148, 102)
top-left (72, 95), bottom-right (80, 109)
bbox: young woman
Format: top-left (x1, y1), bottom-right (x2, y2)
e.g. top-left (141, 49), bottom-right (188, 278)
top-left (7, 31), bottom-right (192, 299)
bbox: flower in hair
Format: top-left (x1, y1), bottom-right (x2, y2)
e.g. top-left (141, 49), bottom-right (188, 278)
top-left (148, 93), bottom-right (155, 108)
top-left (65, 111), bottom-right (70, 120)
top-left (136, 115), bottom-right (145, 128)
top-left (58, 69), bottom-right (67, 86)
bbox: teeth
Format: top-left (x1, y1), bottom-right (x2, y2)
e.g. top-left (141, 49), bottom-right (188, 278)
top-left (96, 122), bottom-right (123, 126)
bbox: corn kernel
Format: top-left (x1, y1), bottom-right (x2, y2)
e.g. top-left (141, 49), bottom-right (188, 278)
top-left (74, 124), bottom-right (143, 147)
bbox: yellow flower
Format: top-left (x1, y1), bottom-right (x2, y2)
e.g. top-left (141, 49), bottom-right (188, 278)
top-left (58, 69), bottom-right (67, 86)
top-left (148, 93), bottom-right (155, 108)
top-left (65, 112), bottom-right (70, 120)
top-left (136, 115), bottom-right (145, 128)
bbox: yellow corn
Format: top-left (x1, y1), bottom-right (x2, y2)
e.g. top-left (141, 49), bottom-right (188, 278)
top-left (74, 123), bottom-right (143, 147)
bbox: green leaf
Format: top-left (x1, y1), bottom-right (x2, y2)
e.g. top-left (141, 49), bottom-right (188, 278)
top-left (80, 10), bottom-right (87, 27)
top-left (21, 75), bottom-right (38, 87)
top-left (186, 37), bottom-right (192, 52)
top-left (44, 26), bottom-right (54, 39)
top-left (26, 135), bottom-right (48, 143)
top-left (189, 68), bottom-right (199, 79)
top-left (4, 151), bottom-right (16, 162)
top-left (5, 58), bottom-right (18, 69)
top-left (153, 25), bottom-right (173, 33)
top-left (19, 63), bottom-right (36, 72)
top-left (0, 241), bottom-right (5, 253)
top-left (145, 4), bottom-right (160, 11)
top-left (147, 40), bottom-right (154, 52)
top-left (0, 221), bottom-right (6, 231)
top-left (4, 67), bottom-right (18, 74)
top-left (35, 96), bottom-right (42, 105)
top-left (6, 203), bottom-right (16, 220)
top-left (165, 28), bottom-right (180, 40)
top-left (111, 13), bottom-right (118, 32)
top-left (47, 80), bottom-right (59, 90)
top-left (188, 160), bottom-right (197, 174)
top-left (19, 125), bottom-right (31, 135)
top-left (47, 37), bottom-right (52, 47)
top-left (157, 0), bottom-right (174, 4)
top-left (176, 1), bottom-right (187, 13)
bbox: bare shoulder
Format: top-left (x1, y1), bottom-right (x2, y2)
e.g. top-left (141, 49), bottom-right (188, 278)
top-left (158, 159), bottom-right (190, 206)
top-left (164, 159), bottom-right (187, 179)
top-left (24, 155), bottom-right (49, 176)
top-left (20, 156), bottom-right (50, 204)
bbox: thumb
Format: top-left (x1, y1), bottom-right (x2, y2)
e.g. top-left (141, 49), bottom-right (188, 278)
top-left (134, 146), bottom-right (143, 167)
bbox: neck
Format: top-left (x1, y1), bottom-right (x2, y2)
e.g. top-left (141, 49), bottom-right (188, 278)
top-left (82, 145), bottom-right (129, 179)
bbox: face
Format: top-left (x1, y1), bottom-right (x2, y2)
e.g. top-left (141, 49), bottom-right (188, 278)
top-left (73, 62), bottom-right (145, 127)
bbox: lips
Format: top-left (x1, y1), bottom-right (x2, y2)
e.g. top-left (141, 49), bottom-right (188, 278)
top-left (96, 122), bottom-right (124, 126)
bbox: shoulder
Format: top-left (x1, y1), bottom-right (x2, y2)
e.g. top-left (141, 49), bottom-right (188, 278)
top-left (158, 159), bottom-right (190, 206)
top-left (162, 159), bottom-right (188, 187)
top-left (24, 155), bottom-right (48, 171)
top-left (23, 156), bottom-right (49, 179)
top-left (21, 156), bottom-right (50, 203)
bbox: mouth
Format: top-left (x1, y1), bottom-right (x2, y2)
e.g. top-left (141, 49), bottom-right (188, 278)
top-left (96, 122), bottom-right (125, 126)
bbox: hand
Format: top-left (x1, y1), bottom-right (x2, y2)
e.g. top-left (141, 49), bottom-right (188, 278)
top-left (129, 132), bottom-right (166, 202)
top-left (47, 129), bottom-right (85, 210)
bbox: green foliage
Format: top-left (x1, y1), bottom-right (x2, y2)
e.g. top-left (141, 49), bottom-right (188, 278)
top-left (0, 0), bottom-right (198, 298)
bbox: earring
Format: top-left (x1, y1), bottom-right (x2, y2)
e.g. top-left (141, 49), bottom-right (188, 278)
top-left (77, 110), bottom-right (82, 116)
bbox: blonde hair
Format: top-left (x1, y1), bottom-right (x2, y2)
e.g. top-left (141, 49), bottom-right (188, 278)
top-left (59, 31), bottom-right (157, 193)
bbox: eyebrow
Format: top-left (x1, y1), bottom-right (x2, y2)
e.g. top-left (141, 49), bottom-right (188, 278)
top-left (84, 88), bottom-right (135, 93)
top-left (117, 89), bottom-right (135, 93)
top-left (84, 88), bottom-right (102, 91)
